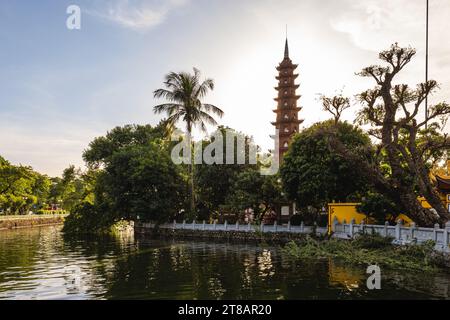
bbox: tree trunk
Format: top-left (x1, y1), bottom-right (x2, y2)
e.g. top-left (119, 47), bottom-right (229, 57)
top-left (415, 165), bottom-right (450, 222)
top-left (405, 126), bottom-right (450, 222)
top-left (186, 124), bottom-right (196, 217)
top-left (190, 161), bottom-right (195, 216)
top-left (397, 187), bottom-right (439, 226)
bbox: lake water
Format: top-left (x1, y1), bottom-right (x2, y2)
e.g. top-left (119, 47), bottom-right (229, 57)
top-left (0, 225), bottom-right (449, 300)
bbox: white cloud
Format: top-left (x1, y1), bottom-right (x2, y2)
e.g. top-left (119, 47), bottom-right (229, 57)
top-left (88, 0), bottom-right (189, 31)
top-left (330, 0), bottom-right (424, 52)
top-left (330, 0), bottom-right (450, 55)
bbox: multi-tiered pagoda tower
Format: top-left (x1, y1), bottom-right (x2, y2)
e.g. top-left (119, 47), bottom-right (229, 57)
top-left (272, 39), bottom-right (303, 162)
top-left (271, 38), bottom-right (303, 222)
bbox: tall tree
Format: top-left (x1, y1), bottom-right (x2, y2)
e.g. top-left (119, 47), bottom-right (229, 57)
top-left (195, 127), bottom-right (257, 218)
top-left (352, 43), bottom-right (450, 225)
top-left (280, 120), bottom-right (373, 209)
top-left (320, 93), bottom-right (350, 125)
top-left (153, 68), bottom-right (224, 216)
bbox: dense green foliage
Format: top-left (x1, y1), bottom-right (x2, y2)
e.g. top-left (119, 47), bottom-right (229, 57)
top-left (63, 123), bottom-right (186, 233)
top-left (101, 143), bottom-right (185, 222)
top-left (48, 166), bottom-right (94, 213)
top-left (224, 169), bottom-right (284, 222)
top-left (0, 156), bottom-right (51, 215)
top-left (194, 128), bottom-right (251, 218)
top-left (83, 124), bottom-right (169, 168)
top-left (357, 193), bottom-right (402, 224)
top-left (280, 120), bottom-right (373, 210)
top-left (193, 127), bottom-right (284, 222)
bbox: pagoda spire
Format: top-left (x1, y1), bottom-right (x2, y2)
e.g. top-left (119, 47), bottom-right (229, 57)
top-left (284, 25), bottom-right (289, 58)
top-left (284, 38), bottom-right (289, 58)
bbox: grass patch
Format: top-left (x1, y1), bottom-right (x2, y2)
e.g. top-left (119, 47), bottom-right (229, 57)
top-left (282, 233), bottom-right (448, 273)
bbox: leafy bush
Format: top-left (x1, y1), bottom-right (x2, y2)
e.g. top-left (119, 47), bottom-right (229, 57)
top-left (353, 232), bottom-right (393, 249)
top-left (357, 193), bottom-right (401, 224)
top-left (62, 203), bottom-right (113, 234)
top-left (282, 236), bottom-right (447, 272)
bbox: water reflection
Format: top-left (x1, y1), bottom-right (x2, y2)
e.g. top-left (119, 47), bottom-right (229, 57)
top-left (0, 226), bottom-right (449, 299)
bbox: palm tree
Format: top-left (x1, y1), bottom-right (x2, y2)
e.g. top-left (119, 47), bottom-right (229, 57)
top-left (153, 68), bottom-right (224, 217)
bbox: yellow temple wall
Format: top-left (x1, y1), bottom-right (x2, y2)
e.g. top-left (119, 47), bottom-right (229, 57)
top-left (328, 202), bottom-right (418, 233)
top-left (328, 203), bottom-right (369, 226)
top-left (328, 194), bottom-right (450, 232)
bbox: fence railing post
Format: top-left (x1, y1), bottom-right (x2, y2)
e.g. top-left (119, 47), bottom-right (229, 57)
top-left (274, 221), bottom-right (277, 232)
top-left (349, 219), bottom-right (355, 238)
top-left (182, 220), bottom-right (186, 229)
top-left (224, 220), bottom-right (228, 231)
top-left (248, 222), bottom-right (251, 232)
top-left (214, 220), bottom-right (217, 231)
top-left (203, 220), bottom-right (206, 231)
top-left (192, 220), bottom-right (196, 230)
top-left (173, 219), bottom-right (177, 230)
top-left (444, 222), bottom-right (450, 249)
top-left (287, 221), bottom-right (291, 232)
top-left (395, 219), bottom-right (403, 241)
top-left (300, 221), bottom-right (304, 233)
top-left (261, 222), bottom-right (264, 233)
top-left (410, 222), bottom-right (416, 241)
top-left (384, 221), bottom-right (389, 237)
top-left (433, 223), bottom-right (440, 242)
top-left (236, 221), bottom-right (239, 231)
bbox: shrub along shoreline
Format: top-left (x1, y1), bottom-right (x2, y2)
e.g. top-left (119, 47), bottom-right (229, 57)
top-left (281, 233), bottom-right (450, 272)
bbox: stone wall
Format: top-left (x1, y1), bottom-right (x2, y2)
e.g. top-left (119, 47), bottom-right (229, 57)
top-left (135, 222), bottom-right (324, 244)
top-left (0, 215), bottom-right (67, 230)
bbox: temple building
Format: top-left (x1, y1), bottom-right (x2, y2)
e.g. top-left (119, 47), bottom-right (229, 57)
top-left (271, 38), bottom-right (303, 162)
top-left (431, 160), bottom-right (450, 212)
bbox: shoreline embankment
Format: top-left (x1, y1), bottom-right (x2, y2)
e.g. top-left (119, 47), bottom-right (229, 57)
top-left (0, 215), bottom-right (67, 231)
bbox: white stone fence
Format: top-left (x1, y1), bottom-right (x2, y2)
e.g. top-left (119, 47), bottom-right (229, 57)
top-left (139, 220), bottom-right (329, 235)
top-left (331, 217), bottom-right (450, 252)
top-left (136, 218), bottom-right (450, 252)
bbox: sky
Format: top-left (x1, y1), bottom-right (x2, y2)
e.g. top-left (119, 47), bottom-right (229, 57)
top-left (0, 0), bottom-right (449, 176)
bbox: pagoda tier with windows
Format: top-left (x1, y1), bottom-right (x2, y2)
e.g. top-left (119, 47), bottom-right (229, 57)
top-left (271, 38), bottom-right (303, 162)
